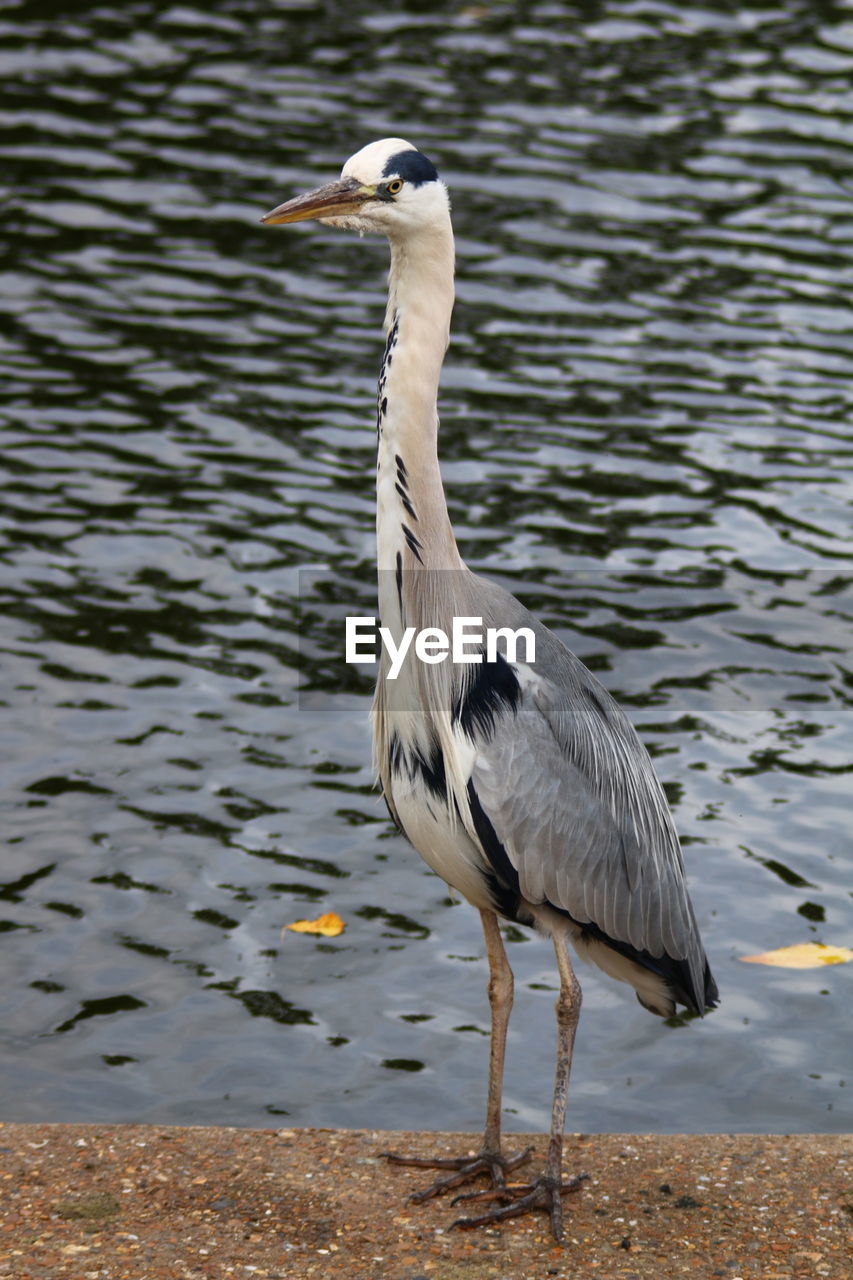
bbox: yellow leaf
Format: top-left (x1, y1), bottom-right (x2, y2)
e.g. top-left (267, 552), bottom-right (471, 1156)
top-left (285, 911), bottom-right (345, 938)
top-left (740, 942), bottom-right (853, 969)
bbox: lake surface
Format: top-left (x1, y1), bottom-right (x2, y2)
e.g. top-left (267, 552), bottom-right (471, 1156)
top-left (1, 0), bottom-right (851, 1138)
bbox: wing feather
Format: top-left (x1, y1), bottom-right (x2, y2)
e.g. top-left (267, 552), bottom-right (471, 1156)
top-left (466, 654), bottom-right (710, 1008)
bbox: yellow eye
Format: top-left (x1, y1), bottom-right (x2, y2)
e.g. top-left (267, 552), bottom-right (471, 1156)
top-left (386, 178), bottom-right (404, 195)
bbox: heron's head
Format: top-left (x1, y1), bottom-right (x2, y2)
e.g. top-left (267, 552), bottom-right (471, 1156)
top-left (261, 138), bottom-right (449, 240)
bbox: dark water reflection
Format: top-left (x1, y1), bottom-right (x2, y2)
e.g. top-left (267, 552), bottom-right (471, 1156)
top-left (1, 0), bottom-right (851, 1135)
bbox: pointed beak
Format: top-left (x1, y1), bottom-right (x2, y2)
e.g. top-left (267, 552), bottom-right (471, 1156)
top-left (260, 177), bottom-right (375, 225)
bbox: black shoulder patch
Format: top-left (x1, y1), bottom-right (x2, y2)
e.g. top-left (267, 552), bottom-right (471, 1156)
top-left (453, 652), bottom-right (521, 741)
top-left (383, 149), bottom-right (439, 186)
top-left (467, 781), bottom-right (522, 922)
top-left (388, 730), bottom-right (403, 775)
top-left (389, 731), bottom-right (446, 802)
top-left (412, 739), bottom-right (447, 801)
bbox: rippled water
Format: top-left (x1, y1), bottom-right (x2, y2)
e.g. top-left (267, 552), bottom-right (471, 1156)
top-left (1, 0), bottom-right (851, 1137)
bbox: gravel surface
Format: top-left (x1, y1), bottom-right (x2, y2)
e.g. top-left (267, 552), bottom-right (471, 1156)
top-left (0, 1124), bottom-right (849, 1278)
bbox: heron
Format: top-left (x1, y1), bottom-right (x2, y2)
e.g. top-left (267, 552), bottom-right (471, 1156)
top-left (261, 138), bottom-right (718, 1242)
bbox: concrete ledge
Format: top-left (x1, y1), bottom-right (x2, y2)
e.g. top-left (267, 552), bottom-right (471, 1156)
top-left (0, 1124), bottom-right (849, 1278)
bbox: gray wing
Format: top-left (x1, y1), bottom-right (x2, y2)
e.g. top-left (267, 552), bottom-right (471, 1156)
top-left (463, 625), bottom-right (708, 1006)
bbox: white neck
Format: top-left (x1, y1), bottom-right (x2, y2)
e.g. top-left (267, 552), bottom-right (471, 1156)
top-left (375, 216), bottom-right (464, 635)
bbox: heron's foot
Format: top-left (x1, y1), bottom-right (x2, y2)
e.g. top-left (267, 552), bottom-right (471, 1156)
top-left (381, 1145), bottom-right (533, 1203)
top-left (451, 1170), bottom-right (588, 1242)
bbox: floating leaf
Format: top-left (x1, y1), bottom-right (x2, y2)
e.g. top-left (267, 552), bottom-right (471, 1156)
top-left (740, 942), bottom-right (853, 969)
top-left (285, 911), bottom-right (345, 938)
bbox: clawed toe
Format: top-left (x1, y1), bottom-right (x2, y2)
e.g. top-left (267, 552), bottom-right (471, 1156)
top-left (450, 1184), bottom-right (519, 1207)
top-left (451, 1171), bottom-right (588, 1241)
top-left (384, 1143), bottom-right (587, 1242)
top-left (382, 1145), bottom-right (533, 1203)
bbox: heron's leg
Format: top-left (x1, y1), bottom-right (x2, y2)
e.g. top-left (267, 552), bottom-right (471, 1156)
top-left (451, 934), bottom-right (587, 1242)
top-left (481, 906), bottom-right (513, 1157)
top-left (383, 909), bottom-right (532, 1198)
